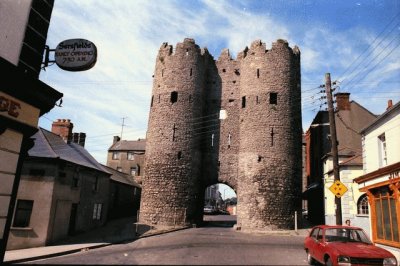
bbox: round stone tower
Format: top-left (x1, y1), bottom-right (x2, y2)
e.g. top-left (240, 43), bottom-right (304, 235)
top-left (140, 38), bottom-right (210, 226)
top-left (236, 39), bottom-right (302, 230)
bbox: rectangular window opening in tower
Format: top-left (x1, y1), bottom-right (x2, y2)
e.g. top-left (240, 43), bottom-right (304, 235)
top-left (171, 91), bottom-right (178, 103)
top-left (270, 93), bottom-right (277, 105)
top-left (242, 96), bottom-right (246, 108)
top-left (257, 69), bottom-right (260, 78)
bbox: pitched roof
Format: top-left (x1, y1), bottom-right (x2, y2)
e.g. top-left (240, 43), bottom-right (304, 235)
top-left (108, 139), bottom-right (146, 151)
top-left (29, 128), bottom-right (109, 174)
top-left (360, 100), bottom-right (400, 134)
top-left (101, 165), bottom-right (141, 188)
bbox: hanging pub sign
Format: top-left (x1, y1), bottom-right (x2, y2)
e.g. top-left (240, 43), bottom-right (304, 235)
top-left (54, 39), bottom-right (97, 71)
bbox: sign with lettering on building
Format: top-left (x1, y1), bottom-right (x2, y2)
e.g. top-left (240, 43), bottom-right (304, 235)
top-left (55, 39), bottom-right (97, 71)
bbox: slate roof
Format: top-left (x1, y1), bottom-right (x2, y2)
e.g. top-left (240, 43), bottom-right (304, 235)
top-left (101, 165), bottom-right (141, 188)
top-left (28, 128), bottom-right (109, 174)
top-left (108, 139), bottom-right (146, 152)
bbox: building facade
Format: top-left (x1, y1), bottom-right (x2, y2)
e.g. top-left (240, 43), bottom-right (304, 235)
top-left (0, 0), bottom-right (62, 261)
top-left (304, 93), bottom-right (377, 225)
top-left (107, 137), bottom-right (145, 184)
top-left (355, 100), bottom-right (400, 262)
top-left (140, 38), bottom-right (303, 230)
top-left (7, 123), bottom-right (110, 250)
top-left (103, 165), bottom-right (141, 220)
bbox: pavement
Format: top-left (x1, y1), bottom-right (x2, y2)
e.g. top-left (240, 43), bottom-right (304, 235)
top-left (3, 216), bottom-right (189, 264)
top-left (3, 216), bottom-right (310, 264)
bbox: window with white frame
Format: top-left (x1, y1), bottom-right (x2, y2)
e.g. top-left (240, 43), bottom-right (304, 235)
top-left (127, 152), bottom-right (134, 160)
top-left (130, 166), bottom-right (137, 176)
top-left (357, 194), bottom-right (369, 215)
top-left (112, 152), bottom-right (119, 160)
top-left (93, 203), bottom-right (103, 220)
top-left (378, 133), bottom-right (387, 167)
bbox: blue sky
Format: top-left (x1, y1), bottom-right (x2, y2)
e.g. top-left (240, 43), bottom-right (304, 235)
top-left (39, 0), bottom-right (400, 169)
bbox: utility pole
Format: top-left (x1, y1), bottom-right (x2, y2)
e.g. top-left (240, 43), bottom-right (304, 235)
top-left (120, 117), bottom-right (127, 139)
top-left (325, 73), bottom-right (342, 225)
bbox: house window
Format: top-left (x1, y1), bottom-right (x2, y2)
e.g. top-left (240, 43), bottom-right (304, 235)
top-left (13, 200), bottom-right (33, 227)
top-left (378, 133), bottom-right (387, 167)
top-left (269, 92), bottom-right (277, 105)
top-left (112, 152), bottom-right (119, 160)
top-left (130, 166), bottom-right (137, 176)
top-left (72, 174), bottom-right (79, 188)
top-left (29, 169), bottom-right (45, 177)
top-left (93, 176), bottom-right (99, 192)
top-left (92, 203), bottom-right (103, 220)
top-left (357, 194), bottom-right (369, 215)
top-left (127, 152), bottom-right (134, 160)
top-left (372, 186), bottom-right (399, 245)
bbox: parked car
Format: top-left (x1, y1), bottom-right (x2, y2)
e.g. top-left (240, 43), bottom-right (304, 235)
top-left (304, 225), bottom-right (397, 266)
top-left (203, 206), bottom-right (217, 215)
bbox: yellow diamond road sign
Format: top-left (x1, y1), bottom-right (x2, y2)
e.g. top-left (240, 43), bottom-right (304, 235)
top-left (329, 180), bottom-right (348, 198)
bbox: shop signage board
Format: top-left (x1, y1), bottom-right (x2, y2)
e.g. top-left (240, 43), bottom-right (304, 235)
top-left (55, 39), bottom-right (97, 71)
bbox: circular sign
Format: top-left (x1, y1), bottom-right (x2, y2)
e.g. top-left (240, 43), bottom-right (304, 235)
top-left (55, 39), bottom-right (97, 71)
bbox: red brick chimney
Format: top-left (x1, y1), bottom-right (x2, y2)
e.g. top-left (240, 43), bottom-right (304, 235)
top-left (387, 100), bottom-right (393, 110)
top-left (335, 93), bottom-right (351, 111)
top-left (52, 119), bottom-right (73, 143)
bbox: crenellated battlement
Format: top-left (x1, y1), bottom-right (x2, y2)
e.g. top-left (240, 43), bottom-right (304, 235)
top-left (142, 38), bottom-right (302, 230)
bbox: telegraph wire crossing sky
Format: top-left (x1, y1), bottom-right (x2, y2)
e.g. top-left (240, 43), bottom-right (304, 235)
top-left (38, 0), bottom-right (400, 166)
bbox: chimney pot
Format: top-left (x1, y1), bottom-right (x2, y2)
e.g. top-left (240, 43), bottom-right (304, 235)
top-left (387, 100), bottom-right (393, 110)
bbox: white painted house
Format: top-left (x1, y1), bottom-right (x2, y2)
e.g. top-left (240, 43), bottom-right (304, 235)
top-left (355, 100), bottom-right (400, 263)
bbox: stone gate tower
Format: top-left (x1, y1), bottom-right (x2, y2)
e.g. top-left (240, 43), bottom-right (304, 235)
top-left (237, 40), bottom-right (302, 230)
top-left (140, 38), bottom-right (302, 230)
top-left (140, 39), bottom-right (213, 225)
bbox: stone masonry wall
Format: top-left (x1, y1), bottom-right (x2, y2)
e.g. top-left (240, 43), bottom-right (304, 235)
top-left (140, 38), bottom-right (302, 229)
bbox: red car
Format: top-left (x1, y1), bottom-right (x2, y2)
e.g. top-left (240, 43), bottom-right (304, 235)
top-left (304, 225), bottom-right (397, 266)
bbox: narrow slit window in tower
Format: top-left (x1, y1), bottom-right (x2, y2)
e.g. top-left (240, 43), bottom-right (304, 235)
top-left (256, 96), bottom-right (259, 104)
top-left (177, 151), bottom-right (182, 160)
top-left (257, 68), bottom-right (260, 78)
top-left (270, 127), bottom-right (275, 146)
top-left (228, 133), bottom-right (231, 148)
top-left (211, 133), bottom-right (214, 147)
top-left (162, 69), bottom-right (164, 77)
top-left (158, 94), bottom-right (161, 103)
top-left (190, 68), bottom-right (192, 76)
top-left (172, 124), bottom-right (177, 142)
top-left (171, 91), bottom-right (178, 103)
top-left (151, 96), bottom-right (154, 107)
top-left (242, 96), bottom-right (246, 108)
top-left (186, 49), bottom-right (189, 55)
top-left (270, 92), bottom-right (277, 105)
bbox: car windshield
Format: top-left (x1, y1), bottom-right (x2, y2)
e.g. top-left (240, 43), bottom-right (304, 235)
top-left (324, 228), bottom-right (372, 244)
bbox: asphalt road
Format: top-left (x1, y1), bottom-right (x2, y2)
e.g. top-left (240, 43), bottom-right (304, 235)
top-left (25, 222), bottom-right (309, 265)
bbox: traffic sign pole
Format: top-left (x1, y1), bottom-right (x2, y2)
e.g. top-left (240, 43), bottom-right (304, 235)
top-left (325, 73), bottom-right (343, 225)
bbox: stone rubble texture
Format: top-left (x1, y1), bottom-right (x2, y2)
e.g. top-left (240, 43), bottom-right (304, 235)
top-left (140, 38), bottom-right (302, 230)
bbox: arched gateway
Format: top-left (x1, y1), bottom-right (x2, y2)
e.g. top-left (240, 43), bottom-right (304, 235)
top-left (140, 38), bottom-right (302, 230)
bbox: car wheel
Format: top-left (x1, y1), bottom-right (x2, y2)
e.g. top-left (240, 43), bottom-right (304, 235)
top-left (325, 257), bottom-right (333, 266)
top-left (306, 251), bottom-right (316, 265)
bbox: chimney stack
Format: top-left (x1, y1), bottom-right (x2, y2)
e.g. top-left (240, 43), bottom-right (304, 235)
top-left (387, 100), bottom-right (393, 110)
top-left (113, 136), bottom-right (121, 144)
top-left (335, 93), bottom-right (351, 111)
top-left (72, 132), bottom-right (86, 147)
top-left (52, 119), bottom-right (73, 143)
